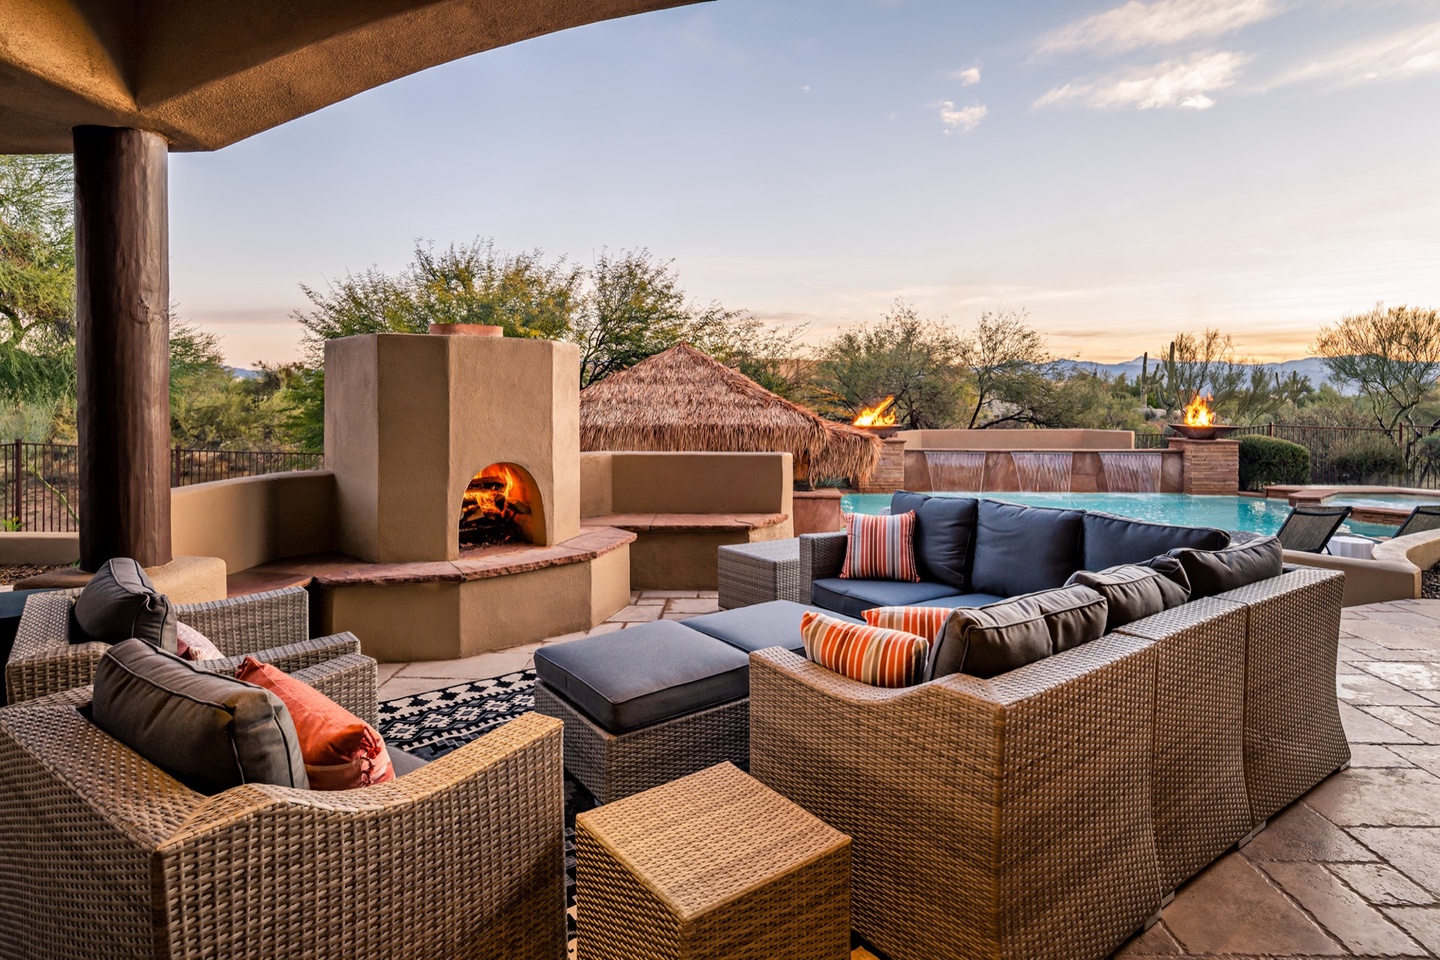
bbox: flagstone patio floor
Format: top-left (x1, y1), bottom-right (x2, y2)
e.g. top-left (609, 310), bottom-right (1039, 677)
top-left (379, 596), bottom-right (1440, 960)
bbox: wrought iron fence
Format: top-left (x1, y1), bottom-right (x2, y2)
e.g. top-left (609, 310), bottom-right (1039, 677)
top-left (0, 442), bottom-right (323, 532)
top-left (1138, 423), bottom-right (1440, 489)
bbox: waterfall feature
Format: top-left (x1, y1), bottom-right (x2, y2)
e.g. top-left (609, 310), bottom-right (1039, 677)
top-left (1100, 452), bottom-right (1162, 493)
top-left (1012, 452), bottom-right (1073, 492)
top-left (923, 451), bottom-right (987, 491)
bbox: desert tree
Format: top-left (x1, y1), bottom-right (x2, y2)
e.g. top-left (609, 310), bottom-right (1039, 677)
top-left (1315, 302), bottom-right (1440, 434)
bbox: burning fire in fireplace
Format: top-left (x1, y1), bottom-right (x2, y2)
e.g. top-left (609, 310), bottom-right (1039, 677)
top-left (853, 396), bottom-right (897, 428)
top-left (459, 463), bottom-right (533, 548)
top-left (1182, 393), bottom-right (1216, 427)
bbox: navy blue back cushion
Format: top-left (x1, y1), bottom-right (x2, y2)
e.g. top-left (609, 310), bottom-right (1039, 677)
top-left (970, 500), bottom-right (1085, 597)
top-left (1082, 512), bottom-right (1230, 571)
top-left (890, 492), bottom-right (978, 591)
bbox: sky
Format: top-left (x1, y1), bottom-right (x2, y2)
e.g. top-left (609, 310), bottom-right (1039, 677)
top-left (168, 0), bottom-right (1440, 367)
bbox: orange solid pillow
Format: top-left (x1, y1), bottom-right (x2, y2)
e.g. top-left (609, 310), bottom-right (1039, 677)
top-left (234, 657), bottom-right (394, 790)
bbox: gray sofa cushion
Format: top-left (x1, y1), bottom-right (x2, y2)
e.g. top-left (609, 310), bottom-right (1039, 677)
top-left (1169, 536), bottom-right (1285, 599)
top-left (389, 748), bottom-right (429, 778)
top-left (970, 500), bottom-right (1085, 597)
top-left (891, 492), bottom-right (978, 591)
top-left (810, 577), bottom-right (964, 619)
top-left (684, 601), bottom-right (859, 654)
top-left (900, 591), bottom-right (1006, 610)
top-left (1139, 554), bottom-right (1192, 594)
top-left (929, 584), bottom-right (1108, 680)
top-left (533, 620), bottom-right (750, 734)
top-left (70, 558), bottom-right (178, 652)
top-left (90, 638), bottom-right (308, 794)
top-left (1066, 564), bottom-right (1190, 633)
top-left (1083, 512), bottom-right (1230, 571)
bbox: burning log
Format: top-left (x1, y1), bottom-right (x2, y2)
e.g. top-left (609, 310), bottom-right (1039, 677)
top-left (458, 465), bottom-right (534, 547)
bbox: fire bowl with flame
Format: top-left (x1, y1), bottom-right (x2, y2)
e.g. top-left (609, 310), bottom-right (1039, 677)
top-left (852, 395), bottom-right (900, 438)
top-left (459, 463), bottom-right (533, 548)
top-left (1169, 394), bottom-right (1239, 441)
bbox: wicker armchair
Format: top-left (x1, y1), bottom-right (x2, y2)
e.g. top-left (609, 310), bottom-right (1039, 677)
top-left (5, 586), bottom-right (361, 707)
top-left (0, 687), bottom-right (567, 960)
top-left (750, 635), bottom-right (1163, 960)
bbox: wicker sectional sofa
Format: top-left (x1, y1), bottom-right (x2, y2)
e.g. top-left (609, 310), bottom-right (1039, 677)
top-left (748, 495), bottom-right (1349, 960)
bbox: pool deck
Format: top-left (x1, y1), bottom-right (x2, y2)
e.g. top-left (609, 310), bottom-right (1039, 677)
top-left (380, 595), bottom-right (1440, 959)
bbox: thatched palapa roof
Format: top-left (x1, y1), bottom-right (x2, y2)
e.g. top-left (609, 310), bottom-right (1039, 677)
top-left (580, 344), bottom-right (881, 482)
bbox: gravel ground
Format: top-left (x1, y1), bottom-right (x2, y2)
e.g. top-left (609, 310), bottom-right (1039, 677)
top-left (1423, 563), bottom-right (1440, 599)
top-left (0, 563), bottom-right (70, 586)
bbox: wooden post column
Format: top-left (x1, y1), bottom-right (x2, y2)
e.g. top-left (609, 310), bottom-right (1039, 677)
top-left (73, 126), bottom-right (173, 570)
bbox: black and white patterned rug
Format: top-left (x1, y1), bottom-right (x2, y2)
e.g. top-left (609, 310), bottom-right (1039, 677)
top-left (378, 670), bottom-right (594, 951)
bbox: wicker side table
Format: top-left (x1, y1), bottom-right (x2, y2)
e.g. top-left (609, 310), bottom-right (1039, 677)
top-left (575, 762), bottom-right (851, 960)
top-left (717, 538), bottom-right (802, 609)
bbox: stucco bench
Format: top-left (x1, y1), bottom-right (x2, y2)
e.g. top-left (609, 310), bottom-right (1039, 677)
top-left (587, 512), bottom-right (791, 590)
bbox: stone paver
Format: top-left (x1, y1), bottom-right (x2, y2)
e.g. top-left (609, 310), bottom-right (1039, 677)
top-left (372, 596), bottom-right (1440, 959)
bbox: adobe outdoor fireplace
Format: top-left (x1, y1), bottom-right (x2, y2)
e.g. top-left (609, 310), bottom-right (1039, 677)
top-left (325, 326), bottom-right (577, 562)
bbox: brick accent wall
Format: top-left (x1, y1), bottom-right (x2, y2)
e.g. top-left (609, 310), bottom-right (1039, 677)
top-left (858, 438), bottom-right (908, 494)
top-left (1170, 438), bottom-right (1240, 495)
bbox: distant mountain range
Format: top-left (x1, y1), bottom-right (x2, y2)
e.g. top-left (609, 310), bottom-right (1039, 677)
top-left (225, 366), bottom-right (263, 380)
top-left (1065, 357), bottom-right (1352, 394)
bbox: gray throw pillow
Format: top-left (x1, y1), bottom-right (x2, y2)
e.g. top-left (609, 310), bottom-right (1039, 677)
top-left (1138, 554), bottom-right (1191, 595)
top-left (1168, 536), bottom-right (1284, 599)
top-left (70, 557), bottom-right (178, 652)
top-left (929, 584), bottom-right (1108, 680)
top-left (1066, 564), bottom-right (1191, 633)
top-left (90, 638), bottom-right (309, 794)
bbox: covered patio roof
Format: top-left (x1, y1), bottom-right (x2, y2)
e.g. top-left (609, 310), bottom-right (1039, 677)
top-left (0, 0), bottom-right (700, 152)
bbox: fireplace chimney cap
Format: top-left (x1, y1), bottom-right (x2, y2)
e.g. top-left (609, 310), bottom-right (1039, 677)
top-left (428, 323), bottom-right (503, 337)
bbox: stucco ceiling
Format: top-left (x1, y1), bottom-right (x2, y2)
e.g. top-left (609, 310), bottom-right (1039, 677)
top-left (0, 0), bottom-right (704, 153)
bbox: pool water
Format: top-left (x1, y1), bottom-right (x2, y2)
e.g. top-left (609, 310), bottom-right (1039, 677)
top-left (839, 492), bottom-right (1397, 540)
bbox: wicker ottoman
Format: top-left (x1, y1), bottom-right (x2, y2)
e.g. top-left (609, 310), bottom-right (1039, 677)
top-left (576, 762), bottom-right (851, 960)
top-left (718, 538), bottom-right (802, 608)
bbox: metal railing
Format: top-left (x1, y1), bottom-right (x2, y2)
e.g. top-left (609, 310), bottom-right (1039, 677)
top-left (1137, 423), bottom-right (1440, 489)
top-left (1, 441), bottom-right (323, 532)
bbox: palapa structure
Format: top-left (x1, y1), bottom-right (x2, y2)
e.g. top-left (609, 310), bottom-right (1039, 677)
top-left (580, 344), bottom-right (882, 483)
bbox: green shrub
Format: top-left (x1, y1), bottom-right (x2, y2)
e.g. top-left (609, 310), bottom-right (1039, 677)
top-left (1328, 435), bottom-right (1405, 484)
top-left (1237, 435), bottom-right (1311, 491)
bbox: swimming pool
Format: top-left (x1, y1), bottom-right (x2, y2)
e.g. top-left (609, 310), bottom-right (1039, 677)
top-left (839, 492), bottom-right (1398, 539)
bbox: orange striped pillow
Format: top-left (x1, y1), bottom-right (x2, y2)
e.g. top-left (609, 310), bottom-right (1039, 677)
top-left (863, 605), bottom-right (953, 643)
top-left (799, 611), bottom-right (929, 688)
top-left (840, 511), bottom-right (920, 582)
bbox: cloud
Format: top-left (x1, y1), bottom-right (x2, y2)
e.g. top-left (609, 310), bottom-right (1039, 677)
top-left (1268, 19), bottom-right (1440, 89)
top-left (1034, 51), bottom-right (1250, 110)
top-left (1037, 0), bottom-right (1283, 56)
top-left (938, 101), bottom-right (987, 133)
top-left (951, 67), bottom-right (982, 86)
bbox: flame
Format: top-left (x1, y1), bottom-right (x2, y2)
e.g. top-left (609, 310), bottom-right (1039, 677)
top-left (460, 464), bottom-right (532, 546)
top-left (1182, 394), bottom-right (1216, 427)
top-left (853, 396), bottom-right (897, 427)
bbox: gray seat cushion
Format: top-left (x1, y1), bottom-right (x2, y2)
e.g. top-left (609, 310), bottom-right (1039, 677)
top-left (70, 557), bottom-right (178, 652)
top-left (533, 620), bottom-right (750, 734)
top-left (970, 500), bottom-right (1085, 597)
top-left (90, 638), bottom-right (308, 794)
top-left (389, 748), bottom-right (429, 778)
top-left (1170, 536), bottom-right (1285, 598)
top-left (1066, 564), bottom-right (1190, 633)
top-left (891, 492), bottom-right (979, 591)
top-left (810, 577), bottom-right (964, 619)
top-left (1083, 512), bottom-right (1230, 571)
top-left (684, 601), bottom-right (859, 654)
top-left (901, 591), bottom-right (1006, 610)
top-left (928, 585), bottom-right (1109, 680)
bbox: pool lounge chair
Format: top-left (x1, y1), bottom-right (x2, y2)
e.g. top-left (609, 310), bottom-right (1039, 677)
top-left (1393, 503), bottom-right (1440, 539)
top-left (1275, 504), bottom-right (1351, 554)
